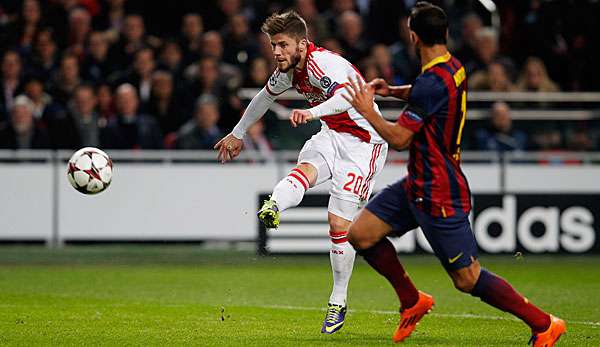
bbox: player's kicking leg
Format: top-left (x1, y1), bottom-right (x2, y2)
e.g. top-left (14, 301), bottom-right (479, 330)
top-left (348, 180), bottom-right (434, 343)
top-left (257, 163), bottom-right (317, 228)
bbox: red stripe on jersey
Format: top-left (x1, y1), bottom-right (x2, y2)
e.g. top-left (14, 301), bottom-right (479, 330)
top-left (322, 112), bottom-right (371, 143)
top-left (288, 173), bottom-right (308, 190)
top-left (308, 61), bottom-right (323, 79)
top-left (311, 59), bottom-right (325, 76)
top-left (291, 168), bottom-right (310, 187)
top-left (360, 144), bottom-right (382, 200)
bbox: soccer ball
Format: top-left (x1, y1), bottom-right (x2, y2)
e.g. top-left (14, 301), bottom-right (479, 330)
top-left (67, 147), bottom-right (113, 195)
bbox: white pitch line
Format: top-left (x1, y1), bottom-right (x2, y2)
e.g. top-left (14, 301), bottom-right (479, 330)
top-left (258, 304), bottom-right (600, 327)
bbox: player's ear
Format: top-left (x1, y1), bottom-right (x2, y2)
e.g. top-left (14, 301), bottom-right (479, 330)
top-left (298, 38), bottom-right (308, 52)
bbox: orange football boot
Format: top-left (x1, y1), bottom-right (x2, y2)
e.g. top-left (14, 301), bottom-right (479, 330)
top-left (529, 315), bottom-right (566, 347)
top-left (392, 291), bottom-right (435, 343)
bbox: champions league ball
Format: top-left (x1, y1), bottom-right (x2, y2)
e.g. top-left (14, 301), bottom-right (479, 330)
top-left (67, 147), bottom-right (113, 195)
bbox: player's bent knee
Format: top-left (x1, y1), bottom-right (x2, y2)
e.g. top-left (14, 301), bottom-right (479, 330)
top-left (452, 276), bottom-right (477, 293)
top-left (348, 225), bottom-right (376, 251)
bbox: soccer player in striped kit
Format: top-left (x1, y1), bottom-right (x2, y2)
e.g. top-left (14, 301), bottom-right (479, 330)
top-left (215, 11), bottom-right (387, 333)
top-left (343, 3), bottom-right (565, 345)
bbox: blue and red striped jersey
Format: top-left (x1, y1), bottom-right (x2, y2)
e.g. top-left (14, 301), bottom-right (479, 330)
top-left (397, 52), bottom-right (471, 217)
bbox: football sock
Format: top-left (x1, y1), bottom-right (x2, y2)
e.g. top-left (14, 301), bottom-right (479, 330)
top-left (271, 168), bottom-right (309, 211)
top-left (470, 269), bottom-right (551, 333)
top-left (328, 231), bottom-right (355, 306)
top-left (359, 238), bottom-right (419, 309)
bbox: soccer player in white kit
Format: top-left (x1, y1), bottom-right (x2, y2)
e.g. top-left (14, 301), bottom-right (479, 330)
top-left (215, 11), bottom-right (388, 334)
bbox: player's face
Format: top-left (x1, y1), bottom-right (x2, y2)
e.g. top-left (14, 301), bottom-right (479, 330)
top-left (270, 33), bottom-right (305, 72)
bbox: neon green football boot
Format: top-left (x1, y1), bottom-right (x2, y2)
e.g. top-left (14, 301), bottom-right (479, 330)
top-left (257, 197), bottom-right (280, 229)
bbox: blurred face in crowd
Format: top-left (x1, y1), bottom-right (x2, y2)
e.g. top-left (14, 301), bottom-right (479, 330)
top-left (219, 0), bottom-right (241, 17)
top-left (269, 33), bottom-right (305, 73)
top-left (88, 31), bottom-right (109, 60)
top-left (199, 58), bottom-right (219, 87)
top-left (195, 102), bottom-right (219, 130)
top-left (134, 49), bottom-right (155, 77)
top-left (73, 87), bottom-right (97, 115)
top-left (523, 58), bottom-right (547, 90)
top-left (23, 0), bottom-right (41, 24)
top-left (250, 58), bottom-right (269, 85)
top-left (69, 8), bottom-right (91, 40)
top-left (124, 15), bottom-right (145, 43)
top-left (461, 13), bottom-right (482, 45)
top-left (488, 62), bottom-right (511, 91)
top-left (160, 42), bottom-right (182, 69)
top-left (230, 14), bottom-right (249, 38)
top-left (97, 85), bottom-right (113, 111)
top-left (339, 11), bottom-right (363, 44)
top-left (36, 30), bottom-right (57, 62)
top-left (182, 14), bottom-right (203, 40)
top-left (371, 44), bottom-right (392, 68)
top-left (295, 0), bottom-right (318, 19)
top-left (24, 80), bottom-right (44, 102)
top-left (202, 32), bottom-right (224, 59)
top-left (61, 56), bottom-right (80, 82)
top-left (12, 104), bottom-right (34, 135)
top-left (116, 85), bottom-right (139, 116)
top-left (108, 0), bottom-right (125, 9)
top-left (475, 29), bottom-right (498, 65)
top-left (151, 72), bottom-right (173, 100)
top-left (333, 0), bottom-right (354, 13)
top-left (2, 52), bottom-right (22, 80)
top-left (491, 102), bottom-right (512, 134)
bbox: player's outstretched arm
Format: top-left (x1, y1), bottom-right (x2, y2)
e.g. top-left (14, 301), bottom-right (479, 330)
top-left (370, 78), bottom-right (412, 101)
top-left (343, 77), bottom-right (414, 150)
top-left (215, 87), bottom-right (278, 163)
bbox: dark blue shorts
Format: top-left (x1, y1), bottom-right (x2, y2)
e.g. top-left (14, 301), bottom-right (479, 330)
top-left (365, 179), bottom-right (478, 271)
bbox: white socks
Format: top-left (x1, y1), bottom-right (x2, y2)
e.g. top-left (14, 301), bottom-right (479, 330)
top-left (271, 168), bottom-right (309, 211)
top-left (328, 230), bottom-right (356, 306)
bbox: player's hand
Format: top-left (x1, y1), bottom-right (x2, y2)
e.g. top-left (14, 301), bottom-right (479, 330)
top-left (369, 78), bottom-right (390, 97)
top-left (342, 76), bottom-right (375, 117)
top-left (214, 133), bottom-right (243, 164)
top-left (289, 109), bottom-right (313, 128)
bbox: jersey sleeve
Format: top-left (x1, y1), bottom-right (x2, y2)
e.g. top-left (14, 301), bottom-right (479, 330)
top-left (397, 72), bottom-right (447, 133)
top-left (265, 69), bottom-right (292, 96)
top-left (306, 52), bottom-right (361, 97)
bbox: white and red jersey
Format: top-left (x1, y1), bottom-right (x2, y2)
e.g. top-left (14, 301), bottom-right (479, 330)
top-left (265, 42), bottom-right (385, 144)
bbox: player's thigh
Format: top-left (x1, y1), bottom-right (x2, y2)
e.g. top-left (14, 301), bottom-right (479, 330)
top-left (298, 130), bottom-right (334, 186)
top-left (329, 136), bottom-right (387, 204)
top-left (411, 206), bottom-right (479, 272)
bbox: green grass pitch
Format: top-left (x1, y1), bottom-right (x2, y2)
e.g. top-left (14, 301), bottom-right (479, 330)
top-left (0, 246), bottom-right (598, 346)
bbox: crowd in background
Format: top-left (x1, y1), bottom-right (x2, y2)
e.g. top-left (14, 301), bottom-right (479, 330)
top-left (1, 0), bottom-right (599, 153)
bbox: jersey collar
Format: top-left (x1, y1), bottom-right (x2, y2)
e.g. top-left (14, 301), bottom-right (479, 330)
top-left (421, 52), bottom-right (452, 73)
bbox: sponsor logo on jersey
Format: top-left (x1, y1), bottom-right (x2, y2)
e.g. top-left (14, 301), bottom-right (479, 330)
top-left (326, 82), bottom-right (340, 96)
top-left (320, 76), bottom-right (332, 89)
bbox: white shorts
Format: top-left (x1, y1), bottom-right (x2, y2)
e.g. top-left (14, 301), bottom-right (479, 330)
top-left (298, 129), bottom-right (388, 221)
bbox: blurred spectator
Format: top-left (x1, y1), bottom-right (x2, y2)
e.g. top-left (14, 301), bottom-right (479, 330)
top-left (48, 53), bottom-right (81, 105)
top-left (454, 13), bottom-right (483, 66)
top-left (27, 28), bottom-right (60, 82)
top-left (96, 83), bottom-right (115, 120)
top-left (195, 31), bottom-right (241, 86)
top-left (532, 127), bottom-right (562, 151)
top-left (515, 57), bottom-right (560, 92)
top-left (222, 14), bottom-right (258, 71)
top-left (107, 14), bottom-right (153, 70)
top-left (323, 0), bottom-right (356, 34)
top-left (469, 59), bottom-right (516, 92)
top-left (0, 50), bottom-right (24, 124)
top-left (243, 57), bottom-right (270, 88)
top-left (321, 38), bottom-right (344, 56)
top-left (257, 34), bottom-right (276, 71)
top-left (475, 101), bottom-right (527, 152)
top-left (0, 95), bottom-right (50, 149)
top-left (294, 0), bottom-right (330, 43)
top-left (110, 47), bottom-right (156, 104)
top-left (145, 71), bottom-right (185, 135)
top-left (101, 83), bottom-right (163, 149)
top-left (81, 31), bottom-right (112, 84)
top-left (157, 40), bottom-right (184, 80)
top-left (4, 0), bottom-right (43, 54)
top-left (370, 44), bottom-right (394, 83)
top-left (205, 0), bottom-right (243, 31)
top-left (337, 11), bottom-right (369, 63)
top-left (67, 7), bottom-right (92, 58)
top-left (94, 0), bottom-right (126, 43)
top-left (22, 77), bottom-right (58, 121)
top-left (69, 85), bottom-right (102, 148)
top-left (178, 13), bottom-right (204, 64)
top-left (359, 58), bottom-right (380, 83)
top-left (389, 16), bottom-right (419, 84)
top-left (466, 27), bottom-right (503, 75)
top-left (243, 120), bottom-right (274, 162)
top-left (566, 128), bottom-right (594, 152)
top-left (176, 94), bottom-right (222, 150)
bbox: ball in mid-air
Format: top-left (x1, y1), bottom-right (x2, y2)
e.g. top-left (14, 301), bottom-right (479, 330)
top-left (67, 147), bottom-right (113, 195)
